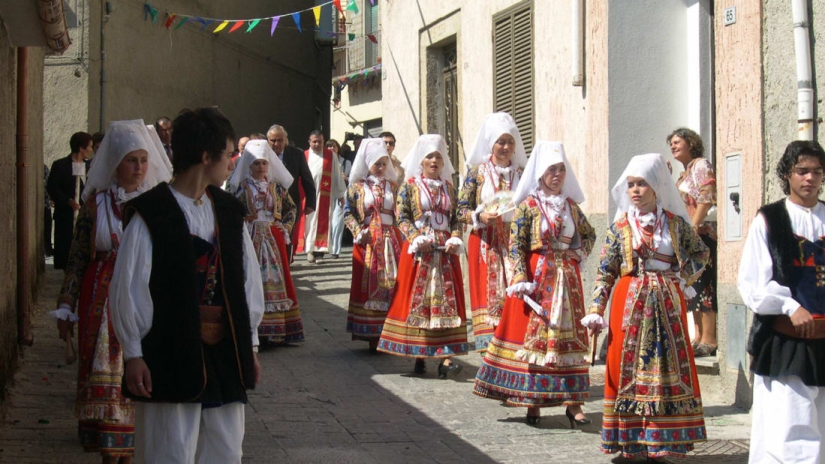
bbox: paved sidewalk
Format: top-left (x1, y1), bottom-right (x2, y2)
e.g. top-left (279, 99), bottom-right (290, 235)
top-left (0, 249), bottom-right (751, 463)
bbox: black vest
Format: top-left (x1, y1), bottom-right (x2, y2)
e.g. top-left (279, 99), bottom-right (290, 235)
top-left (123, 183), bottom-right (256, 402)
top-left (748, 199), bottom-right (825, 386)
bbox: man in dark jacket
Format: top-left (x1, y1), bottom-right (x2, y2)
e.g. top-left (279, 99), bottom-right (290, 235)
top-left (267, 124), bottom-right (316, 258)
top-left (47, 132), bottom-right (93, 269)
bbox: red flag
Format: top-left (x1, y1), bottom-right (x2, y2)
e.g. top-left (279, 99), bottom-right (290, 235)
top-left (333, 0), bottom-right (344, 15)
top-left (229, 20), bottom-right (244, 33)
top-left (367, 34), bottom-right (377, 43)
top-left (164, 13), bottom-right (176, 29)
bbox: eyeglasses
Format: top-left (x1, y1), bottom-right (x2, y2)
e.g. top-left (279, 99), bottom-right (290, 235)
top-left (385, 141), bottom-right (396, 147)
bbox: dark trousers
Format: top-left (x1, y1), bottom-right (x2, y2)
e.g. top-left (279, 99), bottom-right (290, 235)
top-left (53, 213), bottom-right (73, 269)
top-left (44, 207), bottom-right (53, 256)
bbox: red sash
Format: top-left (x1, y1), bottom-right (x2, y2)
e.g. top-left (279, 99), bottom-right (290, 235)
top-left (296, 149), bottom-right (334, 252)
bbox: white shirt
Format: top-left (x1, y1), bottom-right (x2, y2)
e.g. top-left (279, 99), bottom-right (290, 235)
top-left (738, 199), bottom-right (825, 316)
top-left (363, 176), bottom-right (394, 226)
top-left (109, 186), bottom-right (265, 360)
top-left (413, 177), bottom-right (452, 232)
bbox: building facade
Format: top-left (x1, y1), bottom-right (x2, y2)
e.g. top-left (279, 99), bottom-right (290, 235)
top-left (44, 0), bottom-right (333, 165)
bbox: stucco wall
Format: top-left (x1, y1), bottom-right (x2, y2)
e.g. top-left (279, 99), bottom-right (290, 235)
top-left (0, 24), bottom-right (47, 403)
top-left (78, 0), bottom-right (331, 147)
top-left (713, 1), bottom-right (764, 407)
top-left (382, 1), bottom-right (610, 217)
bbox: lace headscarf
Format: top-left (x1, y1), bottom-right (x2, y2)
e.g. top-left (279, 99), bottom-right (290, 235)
top-left (511, 140), bottom-right (585, 207)
top-left (227, 139), bottom-right (294, 192)
top-left (400, 134), bottom-right (455, 182)
top-left (611, 153), bottom-right (690, 223)
top-left (466, 112), bottom-right (528, 169)
top-left (349, 138), bottom-right (396, 184)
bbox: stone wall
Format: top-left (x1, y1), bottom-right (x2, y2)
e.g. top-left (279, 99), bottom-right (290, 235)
top-left (0, 23), bottom-right (47, 405)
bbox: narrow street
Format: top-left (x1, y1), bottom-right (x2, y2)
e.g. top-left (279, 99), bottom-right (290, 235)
top-left (0, 249), bottom-right (751, 463)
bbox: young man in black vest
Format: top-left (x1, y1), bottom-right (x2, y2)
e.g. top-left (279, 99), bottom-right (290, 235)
top-left (738, 140), bottom-right (825, 463)
top-left (109, 107), bottom-right (264, 463)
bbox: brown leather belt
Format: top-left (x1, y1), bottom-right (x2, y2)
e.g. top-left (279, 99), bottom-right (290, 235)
top-left (199, 305), bottom-right (227, 345)
top-left (773, 315), bottom-right (825, 340)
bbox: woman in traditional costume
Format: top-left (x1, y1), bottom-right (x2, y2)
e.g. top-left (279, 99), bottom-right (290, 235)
top-left (344, 138), bottom-right (402, 351)
top-left (227, 139), bottom-right (302, 344)
top-left (51, 120), bottom-right (172, 463)
top-left (582, 153), bottom-right (709, 461)
top-left (473, 141), bottom-right (595, 427)
top-left (458, 112), bottom-right (527, 351)
top-left (377, 134), bottom-right (468, 378)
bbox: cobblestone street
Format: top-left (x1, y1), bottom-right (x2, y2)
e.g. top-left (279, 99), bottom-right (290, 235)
top-left (0, 249), bottom-right (751, 463)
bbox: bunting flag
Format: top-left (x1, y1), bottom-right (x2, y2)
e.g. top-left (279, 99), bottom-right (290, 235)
top-left (174, 17), bottom-right (189, 30)
top-left (367, 34), bottom-right (377, 43)
top-left (228, 20), bottom-right (244, 33)
top-left (312, 6), bottom-right (321, 27)
top-left (213, 20), bottom-right (229, 33)
top-left (141, 2), bottom-right (364, 39)
top-left (246, 19), bottom-right (260, 33)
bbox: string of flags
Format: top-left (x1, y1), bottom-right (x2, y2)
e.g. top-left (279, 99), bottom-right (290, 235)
top-left (143, 0), bottom-right (378, 40)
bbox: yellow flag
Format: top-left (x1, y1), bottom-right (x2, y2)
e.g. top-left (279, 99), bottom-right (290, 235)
top-left (213, 20), bottom-right (229, 33)
top-left (312, 6), bottom-right (321, 27)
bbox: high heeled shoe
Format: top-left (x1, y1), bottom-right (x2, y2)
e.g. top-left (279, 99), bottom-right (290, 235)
top-left (414, 359), bottom-right (426, 374)
top-left (437, 361), bottom-right (462, 379)
top-left (565, 408), bottom-right (592, 429)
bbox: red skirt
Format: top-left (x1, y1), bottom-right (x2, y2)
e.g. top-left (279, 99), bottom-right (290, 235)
top-left (257, 224), bottom-right (304, 344)
top-left (377, 241), bottom-right (469, 358)
top-left (466, 230), bottom-right (499, 351)
top-left (347, 227), bottom-right (403, 341)
top-left (600, 275), bottom-right (706, 458)
top-left (473, 252), bottom-right (589, 407)
top-left (76, 256), bottom-right (134, 456)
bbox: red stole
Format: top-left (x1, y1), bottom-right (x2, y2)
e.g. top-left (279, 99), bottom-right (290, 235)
top-left (295, 148), bottom-right (334, 252)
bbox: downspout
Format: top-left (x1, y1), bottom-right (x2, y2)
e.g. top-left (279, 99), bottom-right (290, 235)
top-left (572, 0), bottom-right (584, 86)
top-left (16, 47), bottom-right (33, 346)
top-left (792, 0), bottom-right (814, 140)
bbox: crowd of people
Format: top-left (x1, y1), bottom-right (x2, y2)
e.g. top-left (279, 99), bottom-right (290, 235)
top-left (44, 105), bottom-right (825, 463)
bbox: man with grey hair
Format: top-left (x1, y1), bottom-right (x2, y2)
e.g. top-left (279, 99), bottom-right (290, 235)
top-left (267, 124), bottom-right (316, 259)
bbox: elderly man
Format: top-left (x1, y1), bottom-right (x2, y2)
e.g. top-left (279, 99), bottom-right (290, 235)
top-left (155, 116), bottom-right (173, 161)
top-left (294, 131), bottom-right (346, 263)
top-left (266, 125), bottom-right (316, 259)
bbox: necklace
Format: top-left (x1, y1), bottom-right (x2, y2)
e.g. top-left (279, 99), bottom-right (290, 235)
top-left (537, 197), bottom-right (566, 239)
top-left (486, 159), bottom-right (514, 193)
top-left (634, 211), bottom-right (662, 257)
top-left (419, 176), bottom-right (447, 225)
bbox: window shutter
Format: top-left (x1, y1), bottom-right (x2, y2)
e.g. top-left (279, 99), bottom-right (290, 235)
top-left (493, 1), bottom-right (534, 152)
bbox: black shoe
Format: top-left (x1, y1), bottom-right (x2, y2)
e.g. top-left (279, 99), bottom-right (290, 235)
top-left (330, 254), bottom-right (339, 259)
top-left (565, 408), bottom-right (592, 429)
top-left (526, 414), bottom-right (541, 426)
top-left (437, 361), bottom-right (462, 379)
top-left (414, 359), bottom-right (426, 374)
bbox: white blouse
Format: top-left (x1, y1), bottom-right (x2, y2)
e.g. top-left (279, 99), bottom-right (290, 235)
top-left (738, 199), bottom-right (825, 316)
top-left (363, 176), bottom-right (394, 226)
top-left (628, 206), bottom-right (675, 272)
top-left (109, 186), bottom-right (265, 360)
top-left (414, 177), bottom-right (452, 232)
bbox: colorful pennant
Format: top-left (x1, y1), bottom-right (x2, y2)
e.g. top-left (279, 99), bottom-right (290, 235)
top-left (291, 12), bottom-right (302, 33)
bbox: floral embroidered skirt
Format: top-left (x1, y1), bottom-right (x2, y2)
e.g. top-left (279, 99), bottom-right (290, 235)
top-left (601, 275), bottom-right (707, 459)
top-left (377, 240), bottom-right (469, 358)
top-left (347, 227), bottom-right (402, 341)
top-left (251, 222), bottom-right (303, 344)
top-left (467, 230), bottom-right (509, 351)
top-left (76, 258), bottom-right (134, 457)
top-left (687, 233), bottom-right (717, 313)
top-left (474, 252), bottom-right (589, 407)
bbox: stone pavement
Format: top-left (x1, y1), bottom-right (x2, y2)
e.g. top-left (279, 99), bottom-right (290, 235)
top-left (0, 249), bottom-right (751, 463)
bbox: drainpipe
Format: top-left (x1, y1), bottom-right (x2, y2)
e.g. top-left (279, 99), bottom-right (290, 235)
top-left (572, 0), bottom-right (584, 86)
top-left (792, 0), bottom-right (814, 140)
top-left (16, 47), bottom-right (33, 346)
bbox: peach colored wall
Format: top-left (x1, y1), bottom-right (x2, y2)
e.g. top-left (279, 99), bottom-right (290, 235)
top-left (714, 1), bottom-right (763, 284)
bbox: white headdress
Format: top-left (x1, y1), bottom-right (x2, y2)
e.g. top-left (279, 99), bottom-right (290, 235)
top-left (227, 139), bottom-right (294, 192)
top-left (466, 112), bottom-right (528, 168)
top-left (81, 119), bottom-right (173, 202)
top-left (511, 140), bottom-right (585, 206)
top-left (349, 138), bottom-right (396, 184)
top-left (611, 153), bottom-right (690, 223)
top-left (401, 134), bottom-right (455, 182)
